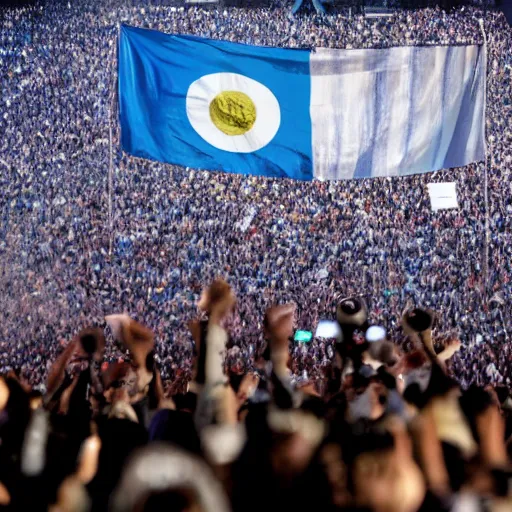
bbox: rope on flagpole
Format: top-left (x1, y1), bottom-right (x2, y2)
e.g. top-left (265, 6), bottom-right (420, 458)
top-left (478, 18), bottom-right (490, 301)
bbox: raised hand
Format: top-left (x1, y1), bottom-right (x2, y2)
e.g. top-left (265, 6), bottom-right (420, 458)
top-left (264, 303), bottom-right (296, 375)
top-left (199, 279), bottom-right (236, 325)
top-left (265, 303), bottom-right (296, 345)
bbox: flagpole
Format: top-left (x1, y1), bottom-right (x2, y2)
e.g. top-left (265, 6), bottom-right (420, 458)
top-left (478, 18), bottom-right (489, 302)
top-left (108, 23), bottom-right (120, 258)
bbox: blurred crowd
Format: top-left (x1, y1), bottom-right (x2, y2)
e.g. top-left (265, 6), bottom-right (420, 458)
top-left (0, 280), bottom-right (510, 511)
top-left (0, 1), bottom-right (511, 396)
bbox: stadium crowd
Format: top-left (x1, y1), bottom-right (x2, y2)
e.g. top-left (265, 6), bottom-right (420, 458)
top-left (0, 1), bottom-right (511, 510)
top-left (0, 1), bottom-right (511, 393)
top-left (0, 280), bottom-right (511, 510)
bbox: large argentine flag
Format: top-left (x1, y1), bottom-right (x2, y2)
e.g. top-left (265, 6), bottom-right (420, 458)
top-left (119, 25), bottom-right (486, 181)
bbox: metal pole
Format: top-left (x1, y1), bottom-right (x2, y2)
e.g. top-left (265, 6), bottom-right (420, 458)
top-left (108, 24), bottom-right (120, 257)
top-left (478, 19), bottom-right (489, 302)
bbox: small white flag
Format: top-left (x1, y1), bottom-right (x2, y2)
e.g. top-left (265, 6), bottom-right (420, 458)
top-left (236, 206), bottom-right (257, 233)
top-left (427, 182), bottom-right (458, 211)
top-left (315, 320), bottom-right (341, 339)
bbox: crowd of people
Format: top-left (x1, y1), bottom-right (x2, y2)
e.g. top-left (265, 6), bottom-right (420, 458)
top-left (0, 280), bottom-right (511, 510)
top-left (0, 1), bottom-right (511, 510)
top-left (0, 1), bottom-right (511, 394)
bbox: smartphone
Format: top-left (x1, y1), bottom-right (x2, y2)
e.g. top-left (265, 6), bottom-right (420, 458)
top-left (294, 330), bottom-right (313, 343)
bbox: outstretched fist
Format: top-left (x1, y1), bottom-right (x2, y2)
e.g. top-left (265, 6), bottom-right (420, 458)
top-left (265, 303), bottom-right (296, 348)
top-left (105, 314), bottom-right (154, 369)
top-left (198, 279), bottom-right (236, 324)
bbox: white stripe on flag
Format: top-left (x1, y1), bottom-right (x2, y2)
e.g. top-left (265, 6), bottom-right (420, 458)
top-left (463, 45), bottom-right (486, 163)
top-left (375, 46), bottom-right (411, 178)
top-left (311, 48), bottom-right (376, 180)
top-left (310, 45), bottom-right (485, 180)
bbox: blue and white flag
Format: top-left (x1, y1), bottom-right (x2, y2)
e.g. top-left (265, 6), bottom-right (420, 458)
top-left (119, 25), bottom-right (486, 180)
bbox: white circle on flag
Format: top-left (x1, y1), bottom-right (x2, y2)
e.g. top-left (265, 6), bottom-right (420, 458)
top-left (186, 72), bottom-right (281, 153)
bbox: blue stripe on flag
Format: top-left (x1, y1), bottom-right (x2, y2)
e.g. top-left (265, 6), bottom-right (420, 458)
top-left (119, 25), bottom-right (313, 180)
